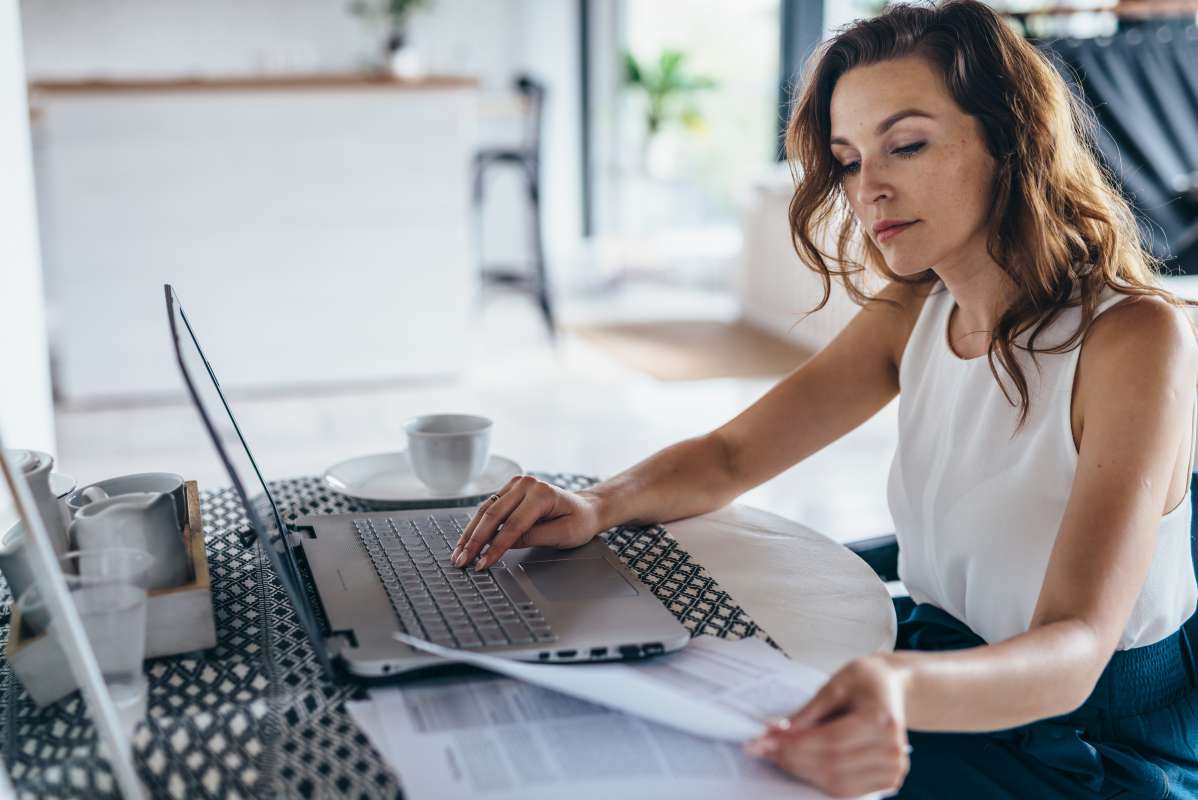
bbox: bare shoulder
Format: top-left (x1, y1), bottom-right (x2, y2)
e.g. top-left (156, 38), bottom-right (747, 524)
top-left (1083, 294), bottom-right (1198, 370)
top-left (1079, 293), bottom-right (1198, 402)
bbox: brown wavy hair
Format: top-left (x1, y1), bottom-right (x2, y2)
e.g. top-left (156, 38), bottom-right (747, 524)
top-left (785, 0), bottom-right (1194, 423)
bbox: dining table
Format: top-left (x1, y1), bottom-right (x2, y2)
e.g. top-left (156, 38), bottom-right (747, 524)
top-left (0, 471), bottom-right (896, 798)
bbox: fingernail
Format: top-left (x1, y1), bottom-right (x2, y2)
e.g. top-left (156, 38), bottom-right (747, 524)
top-left (451, 546), bottom-right (461, 561)
top-left (744, 737), bottom-right (776, 757)
top-left (474, 557), bottom-right (488, 572)
top-left (770, 717), bottom-right (792, 731)
top-left (453, 552), bottom-right (466, 567)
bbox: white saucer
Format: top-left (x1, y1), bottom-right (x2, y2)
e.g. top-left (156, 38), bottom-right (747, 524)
top-left (321, 451), bottom-right (524, 509)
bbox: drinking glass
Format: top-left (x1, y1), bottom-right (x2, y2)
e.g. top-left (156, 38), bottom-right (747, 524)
top-left (18, 548), bottom-right (153, 734)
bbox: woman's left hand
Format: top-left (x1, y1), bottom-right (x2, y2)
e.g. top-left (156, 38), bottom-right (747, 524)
top-left (744, 655), bottom-right (912, 798)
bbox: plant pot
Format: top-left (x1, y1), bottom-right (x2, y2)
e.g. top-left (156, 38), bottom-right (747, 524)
top-left (386, 32), bottom-right (425, 79)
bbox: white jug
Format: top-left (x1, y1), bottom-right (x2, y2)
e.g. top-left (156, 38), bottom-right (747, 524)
top-left (4, 450), bottom-right (70, 557)
top-left (70, 492), bottom-right (189, 590)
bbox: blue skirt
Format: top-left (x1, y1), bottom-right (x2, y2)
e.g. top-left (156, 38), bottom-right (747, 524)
top-left (892, 597), bottom-right (1198, 799)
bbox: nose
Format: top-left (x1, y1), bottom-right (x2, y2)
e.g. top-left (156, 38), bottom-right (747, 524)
top-left (854, 157), bottom-right (892, 207)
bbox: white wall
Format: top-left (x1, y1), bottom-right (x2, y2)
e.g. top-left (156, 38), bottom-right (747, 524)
top-left (19, 0), bottom-right (585, 279)
top-left (19, 0), bottom-right (517, 87)
top-left (1, 0), bottom-right (55, 452)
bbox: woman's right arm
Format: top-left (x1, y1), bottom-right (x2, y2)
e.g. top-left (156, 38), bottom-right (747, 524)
top-left (712, 278), bottom-right (918, 498)
top-left (452, 280), bottom-right (922, 570)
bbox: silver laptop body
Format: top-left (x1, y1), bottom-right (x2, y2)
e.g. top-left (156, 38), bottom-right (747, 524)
top-left (164, 284), bottom-right (689, 680)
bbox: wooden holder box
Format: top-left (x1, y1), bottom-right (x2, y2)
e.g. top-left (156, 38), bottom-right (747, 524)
top-left (6, 480), bottom-right (217, 707)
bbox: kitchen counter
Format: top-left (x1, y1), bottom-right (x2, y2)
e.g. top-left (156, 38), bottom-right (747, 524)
top-left (29, 73), bottom-right (478, 95)
top-left (31, 74), bottom-right (481, 401)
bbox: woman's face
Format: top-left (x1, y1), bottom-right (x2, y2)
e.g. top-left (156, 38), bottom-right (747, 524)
top-left (829, 55), bottom-right (998, 277)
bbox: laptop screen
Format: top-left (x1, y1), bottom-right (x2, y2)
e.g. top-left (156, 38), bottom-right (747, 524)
top-left (163, 284), bottom-right (333, 678)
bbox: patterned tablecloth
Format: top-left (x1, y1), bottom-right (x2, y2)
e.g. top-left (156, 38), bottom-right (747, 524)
top-left (0, 474), bottom-right (775, 799)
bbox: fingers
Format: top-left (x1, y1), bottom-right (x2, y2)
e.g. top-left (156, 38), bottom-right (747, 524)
top-left (454, 492), bottom-right (501, 555)
top-left (751, 734), bottom-right (910, 798)
top-left (788, 677), bottom-right (849, 730)
top-left (776, 745), bottom-right (909, 798)
top-left (452, 483), bottom-right (526, 567)
top-left (474, 497), bottom-right (552, 570)
top-left (455, 475), bottom-right (522, 547)
top-left (773, 709), bottom-right (889, 753)
top-left (746, 709), bottom-right (910, 797)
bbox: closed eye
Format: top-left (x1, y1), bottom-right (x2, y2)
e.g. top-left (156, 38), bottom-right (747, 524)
top-left (838, 141), bottom-right (927, 177)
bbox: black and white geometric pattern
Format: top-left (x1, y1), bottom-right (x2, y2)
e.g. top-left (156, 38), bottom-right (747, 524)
top-left (0, 474), bottom-right (775, 799)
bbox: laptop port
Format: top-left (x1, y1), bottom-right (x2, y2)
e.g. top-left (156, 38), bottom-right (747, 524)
top-left (538, 652), bottom-right (550, 661)
top-left (618, 644), bottom-right (641, 658)
top-left (556, 649), bottom-right (577, 659)
top-left (642, 642), bottom-right (665, 656)
top-left (590, 647), bottom-right (608, 658)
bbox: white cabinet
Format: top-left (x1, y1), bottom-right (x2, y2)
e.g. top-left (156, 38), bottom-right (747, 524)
top-left (31, 77), bottom-right (479, 401)
top-left (738, 172), bottom-right (863, 353)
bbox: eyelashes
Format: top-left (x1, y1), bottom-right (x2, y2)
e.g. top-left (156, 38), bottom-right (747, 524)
top-left (837, 141), bottom-right (926, 177)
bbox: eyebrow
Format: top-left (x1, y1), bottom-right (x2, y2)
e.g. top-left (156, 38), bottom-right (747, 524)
top-left (829, 108), bottom-right (935, 147)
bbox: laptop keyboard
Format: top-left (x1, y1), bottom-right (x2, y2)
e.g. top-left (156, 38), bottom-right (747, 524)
top-left (353, 513), bottom-right (557, 650)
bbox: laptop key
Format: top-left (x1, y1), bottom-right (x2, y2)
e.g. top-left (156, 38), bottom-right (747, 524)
top-left (500, 623), bottom-right (533, 643)
top-left (480, 631), bottom-right (508, 646)
top-left (490, 568), bottom-right (533, 606)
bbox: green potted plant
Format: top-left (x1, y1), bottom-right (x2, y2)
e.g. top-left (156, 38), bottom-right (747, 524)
top-left (623, 49), bottom-right (717, 175)
top-left (348, 0), bottom-right (432, 78)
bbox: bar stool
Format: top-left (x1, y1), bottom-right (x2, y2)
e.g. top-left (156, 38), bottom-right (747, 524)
top-left (471, 74), bottom-right (555, 336)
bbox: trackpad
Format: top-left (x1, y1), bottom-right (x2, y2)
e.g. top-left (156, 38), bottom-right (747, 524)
top-left (518, 559), bottom-right (639, 600)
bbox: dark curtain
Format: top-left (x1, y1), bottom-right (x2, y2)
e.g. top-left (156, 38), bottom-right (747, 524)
top-left (1042, 22), bottom-right (1198, 274)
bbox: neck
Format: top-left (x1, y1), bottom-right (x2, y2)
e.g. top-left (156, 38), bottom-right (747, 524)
top-left (935, 254), bottom-right (1018, 336)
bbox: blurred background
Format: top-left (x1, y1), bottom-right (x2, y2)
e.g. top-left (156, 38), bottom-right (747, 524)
top-left (3, 0), bottom-right (1197, 543)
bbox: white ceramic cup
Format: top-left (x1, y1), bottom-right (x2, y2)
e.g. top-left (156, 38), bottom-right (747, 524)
top-left (403, 414), bottom-right (493, 494)
top-left (66, 472), bottom-right (186, 529)
top-left (0, 521), bottom-right (38, 611)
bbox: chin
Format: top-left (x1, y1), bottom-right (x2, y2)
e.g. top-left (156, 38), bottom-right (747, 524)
top-left (885, 255), bottom-right (935, 277)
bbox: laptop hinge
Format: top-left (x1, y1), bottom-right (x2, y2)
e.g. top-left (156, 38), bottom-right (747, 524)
top-left (289, 517), bottom-right (319, 539)
top-left (326, 629), bottom-right (358, 657)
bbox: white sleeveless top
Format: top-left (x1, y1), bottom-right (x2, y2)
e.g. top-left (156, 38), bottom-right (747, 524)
top-left (888, 282), bottom-right (1198, 649)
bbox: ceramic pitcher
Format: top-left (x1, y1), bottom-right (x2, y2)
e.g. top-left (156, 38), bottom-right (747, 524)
top-left (69, 492), bottom-right (189, 590)
top-left (4, 450), bottom-right (70, 557)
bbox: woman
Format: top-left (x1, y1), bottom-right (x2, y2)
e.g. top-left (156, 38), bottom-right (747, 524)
top-left (452, 1), bottom-right (1198, 796)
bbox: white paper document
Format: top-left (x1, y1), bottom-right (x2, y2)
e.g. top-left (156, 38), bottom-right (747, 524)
top-left (344, 636), bottom-right (876, 800)
top-left (395, 632), bottom-right (826, 741)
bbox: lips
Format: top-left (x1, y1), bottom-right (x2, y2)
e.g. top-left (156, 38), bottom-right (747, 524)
top-left (875, 221), bottom-right (917, 243)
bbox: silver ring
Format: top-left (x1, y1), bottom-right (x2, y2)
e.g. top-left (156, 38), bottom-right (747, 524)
top-left (486, 494), bottom-right (501, 504)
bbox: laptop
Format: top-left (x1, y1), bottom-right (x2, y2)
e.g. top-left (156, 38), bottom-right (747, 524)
top-left (163, 284), bottom-right (689, 680)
